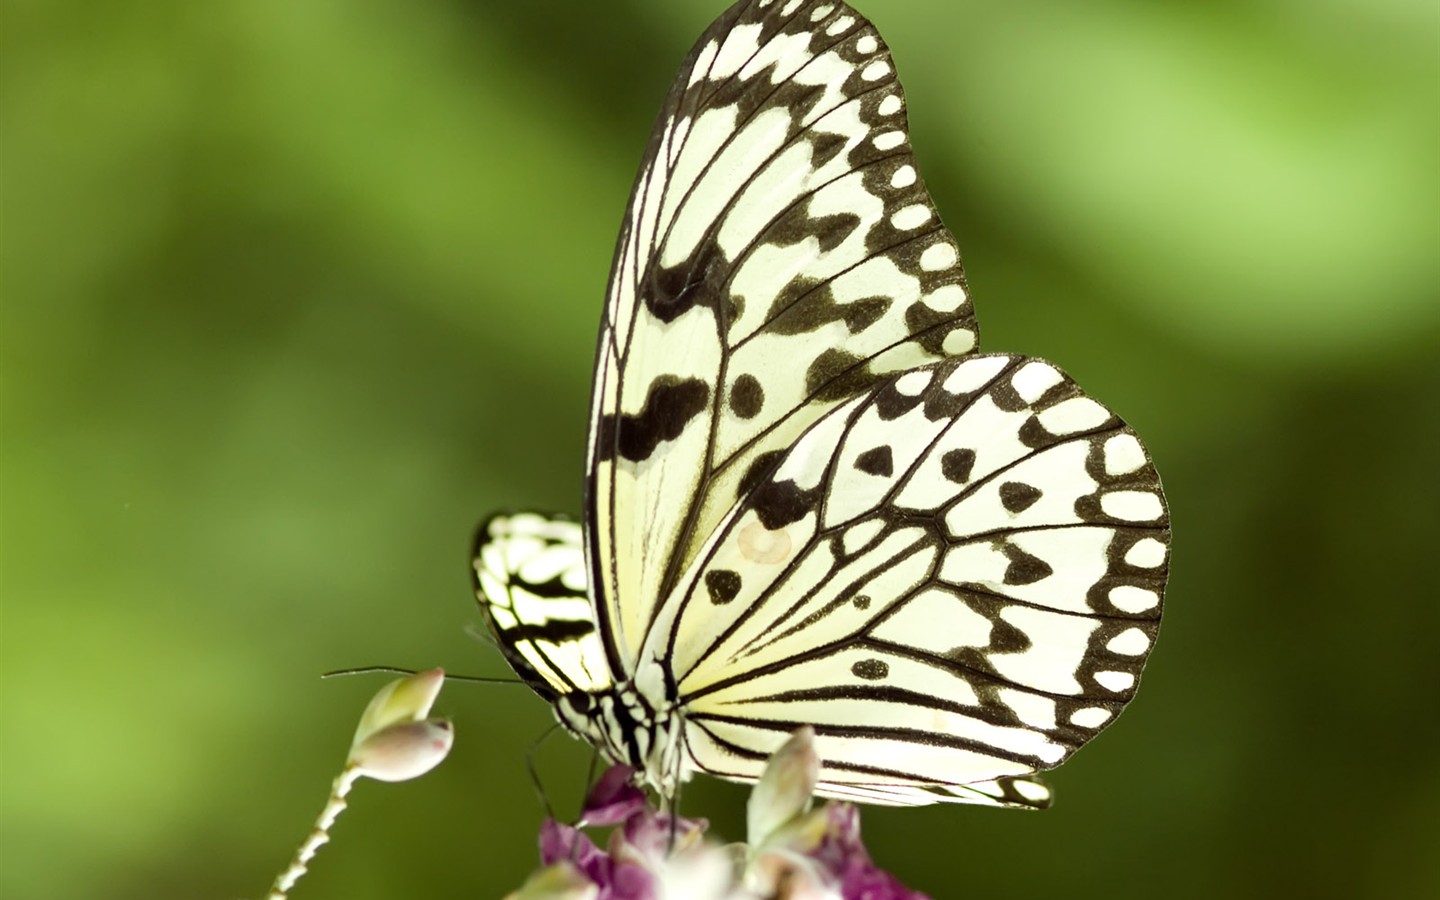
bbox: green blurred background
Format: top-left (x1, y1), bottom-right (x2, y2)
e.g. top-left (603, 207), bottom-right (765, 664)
top-left (3, 0), bottom-right (1437, 897)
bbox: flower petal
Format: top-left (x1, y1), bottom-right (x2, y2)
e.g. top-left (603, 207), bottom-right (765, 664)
top-left (350, 668), bottom-right (445, 749)
top-left (348, 718), bottom-right (453, 782)
top-left (583, 766), bottom-right (648, 827)
top-left (809, 804), bottom-right (930, 900)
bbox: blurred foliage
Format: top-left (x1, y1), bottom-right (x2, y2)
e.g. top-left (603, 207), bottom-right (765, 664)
top-left (2, 1), bottom-right (1437, 898)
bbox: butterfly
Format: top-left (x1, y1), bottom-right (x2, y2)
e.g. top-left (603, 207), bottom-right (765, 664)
top-left (472, 0), bottom-right (1168, 810)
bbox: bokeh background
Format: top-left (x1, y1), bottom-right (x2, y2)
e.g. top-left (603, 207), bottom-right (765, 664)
top-left (3, 0), bottom-right (1437, 898)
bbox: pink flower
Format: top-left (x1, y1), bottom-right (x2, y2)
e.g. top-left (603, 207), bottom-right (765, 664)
top-left (810, 804), bottom-right (929, 900)
top-left (508, 730), bottom-right (927, 900)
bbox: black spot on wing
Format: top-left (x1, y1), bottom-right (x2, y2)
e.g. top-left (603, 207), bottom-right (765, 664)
top-left (941, 448), bottom-right (976, 483)
top-left (738, 448), bottom-right (788, 500)
top-left (765, 282), bottom-right (890, 341)
top-left (764, 210), bottom-right (861, 253)
top-left (705, 569), bottom-right (742, 605)
top-left (808, 131), bottom-right (850, 175)
top-left (645, 238), bottom-right (727, 324)
top-left (854, 446), bottom-right (894, 477)
top-left (841, 297), bottom-right (890, 334)
top-left (730, 374), bottom-right (764, 419)
top-left (1002, 545), bottom-right (1054, 585)
top-left (764, 278), bottom-right (826, 335)
top-left (725, 293), bottom-right (745, 327)
top-left (750, 478), bottom-right (818, 530)
top-left (597, 376), bottom-right (710, 463)
top-left (805, 347), bottom-right (877, 401)
top-left (851, 658), bottom-right (889, 680)
top-left (988, 615), bottom-right (1034, 654)
top-left (999, 481), bottom-right (1043, 514)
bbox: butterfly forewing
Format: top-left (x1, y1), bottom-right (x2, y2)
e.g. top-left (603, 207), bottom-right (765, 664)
top-left (645, 354), bottom-right (1167, 798)
top-left (586, 0), bottom-right (978, 670)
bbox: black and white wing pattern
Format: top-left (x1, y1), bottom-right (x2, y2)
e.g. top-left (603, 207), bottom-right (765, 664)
top-left (647, 354), bottom-right (1167, 805)
top-left (476, 0), bottom-right (1169, 811)
top-left (586, 0), bottom-right (976, 671)
top-left (473, 513), bottom-right (609, 702)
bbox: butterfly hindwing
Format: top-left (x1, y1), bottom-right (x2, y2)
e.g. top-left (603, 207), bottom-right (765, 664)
top-left (810, 775), bottom-right (1053, 810)
top-left (642, 354), bottom-right (1167, 799)
top-left (472, 513), bottom-right (610, 700)
top-left (586, 0), bottom-right (979, 672)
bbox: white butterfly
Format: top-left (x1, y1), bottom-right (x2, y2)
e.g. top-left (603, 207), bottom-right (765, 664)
top-left (473, 0), bottom-right (1168, 810)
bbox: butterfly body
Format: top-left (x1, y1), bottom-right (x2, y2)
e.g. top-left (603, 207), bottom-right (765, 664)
top-left (555, 682), bottom-right (686, 795)
top-left (473, 0), bottom-right (1168, 810)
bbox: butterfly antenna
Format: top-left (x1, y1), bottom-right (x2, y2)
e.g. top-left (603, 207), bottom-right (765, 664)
top-left (322, 665), bottom-right (421, 678)
top-left (321, 665), bottom-right (524, 685)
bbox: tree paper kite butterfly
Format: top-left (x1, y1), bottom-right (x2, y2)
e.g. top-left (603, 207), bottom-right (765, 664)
top-left (473, 0), bottom-right (1168, 809)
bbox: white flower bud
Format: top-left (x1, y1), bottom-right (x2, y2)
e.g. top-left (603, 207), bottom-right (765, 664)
top-left (747, 726), bottom-right (819, 849)
top-left (349, 718), bottom-right (454, 783)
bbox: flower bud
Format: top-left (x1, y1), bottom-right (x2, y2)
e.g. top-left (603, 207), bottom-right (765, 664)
top-left (747, 726), bottom-right (819, 848)
top-left (349, 718), bottom-right (454, 782)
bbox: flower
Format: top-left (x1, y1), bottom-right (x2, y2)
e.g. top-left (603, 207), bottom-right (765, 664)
top-left (508, 728), bottom-right (928, 900)
top-left (810, 804), bottom-right (928, 900)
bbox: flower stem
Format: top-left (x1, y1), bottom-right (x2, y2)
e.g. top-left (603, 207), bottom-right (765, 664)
top-left (267, 764), bottom-right (363, 899)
